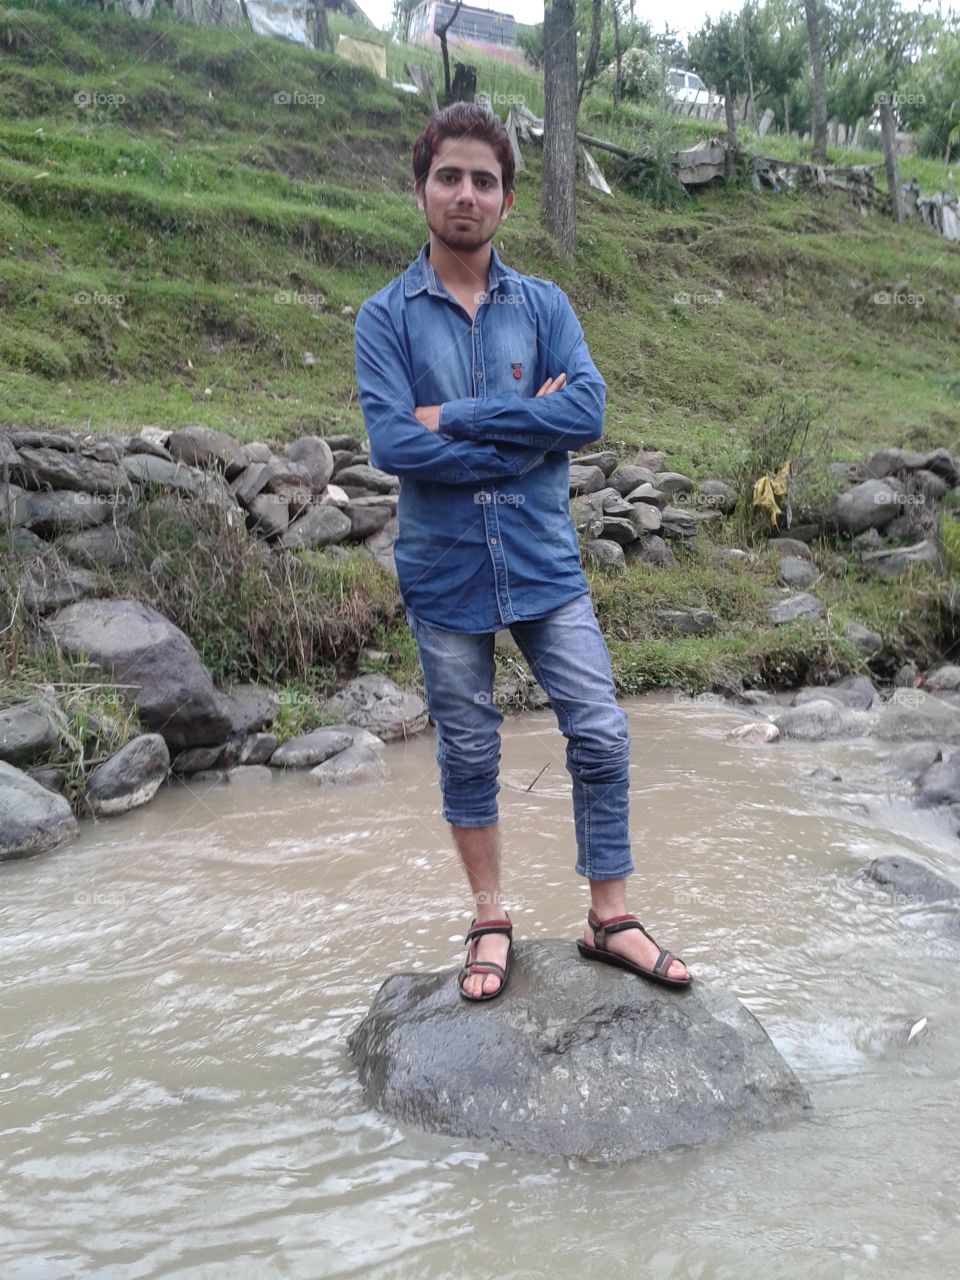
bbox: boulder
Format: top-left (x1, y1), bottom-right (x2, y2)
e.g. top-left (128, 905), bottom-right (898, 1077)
top-left (171, 744), bottom-right (225, 775)
top-left (220, 683), bottom-right (279, 734)
top-left (61, 525), bottom-right (136, 569)
top-left (21, 565), bottom-right (100, 614)
top-left (238, 732), bottom-right (277, 765)
top-left (924, 665), bottom-right (960, 692)
top-left (322, 674), bottom-right (428, 742)
top-left (280, 505), bottom-right (352, 550)
top-left (697, 479), bottom-right (738, 514)
top-left (271, 724), bottom-right (382, 768)
top-left (14, 446), bottom-right (130, 495)
top-left (45, 598), bottom-right (232, 753)
top-left (777, 556), bottom-right (820, 589)
top-left (608, 465), bottom-right (657, 496)
top-left (286, 436), bottom-right (335, 491)
top-left (768, 538), bottom-right (813, 560)
top-left (230, 463), bottom-right (272, 508)
top-left (166, 426), bottom-right (245, 478)
top-left (568, 464), bottom-right (607, 496)
top-left (876, 689), bottom-right (960, 743)
top-left (842, 620), bottom-right (882, 657)
top-left (768, 593), bottom-right (823, 625)
top-left (915, 755), bottom-right (960, 808)
top-left (574, 450), bottom-right (618, 477)
top-left (85, 734), bottom-right (170, 816)
top-left (335, 463), bottom-right (399, 496)
top-left (829, 480), bottom-right (903, 535)
top-left (598, 516), bottom-right (638, 545)
top-left (860, 540), bottom-right (940, 579)
top-left (24, 490), bottom-right (110, 536)
top-left (882, 742), bottom-right (943, 778)
top-left (654, 471), bottom-right (696, 498)
top-left (656, 609), bottom-right (718, 636)
top-left (624, 535), bottom-right (677, 568)
top-left (247, 492), bottom-right (289, 537)
top-left (726, 722), bottom-right (781, 743)
top-left (0, 698), bottom-right (59, 767)
top-left (310, 742), bottom-right (389, 785)
top-left (0, 482), bottom-right (29, 528)
top-left (0, 761), bottom-right (78, 860)
top-left (862, 855), bottom-right (960, 905)
top-left (348, 939), bottom-right (810, 1160)
top-left (623, 482), bottom-right (666, 509)
top-left (583, 538), bottom-right (625, 570)
top-left (345, 500), bottom-right (393, 540)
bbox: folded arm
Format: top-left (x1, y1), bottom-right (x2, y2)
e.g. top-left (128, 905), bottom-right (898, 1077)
top-left (354, 300), bottom-right (544, 485)
top-left (437, 285), bottom-right (606, 452)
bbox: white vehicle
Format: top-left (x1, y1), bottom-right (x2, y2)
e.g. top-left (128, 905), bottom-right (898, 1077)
top-left (667, 68), bottom-right (723, 111)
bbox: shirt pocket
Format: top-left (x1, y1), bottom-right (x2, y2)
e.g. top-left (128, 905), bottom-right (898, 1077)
top-left (482, 303), bottom-right (540, 399)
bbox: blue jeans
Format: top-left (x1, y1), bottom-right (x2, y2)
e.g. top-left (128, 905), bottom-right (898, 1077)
top-left (404, 591), bottom-right (635, 881)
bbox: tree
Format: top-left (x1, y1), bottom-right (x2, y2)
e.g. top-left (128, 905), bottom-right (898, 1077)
top-left (578, 0), bottom-right (604, 106)
top-left (541, 0), bottom-right (578, 257)
top-left (803, 0), bottom-right (828, 161)
top-left (436, 0), bottom-right (464, 103)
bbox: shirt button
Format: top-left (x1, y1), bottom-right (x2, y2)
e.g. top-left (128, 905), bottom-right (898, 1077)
top-left (489, 537), bottom-right (497, 545)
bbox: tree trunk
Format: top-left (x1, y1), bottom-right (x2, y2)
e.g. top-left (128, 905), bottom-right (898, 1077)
top-left (577, 0), bottom-right (603, 109)
top-left (541, 0), bottom-right (577, 257)
top-left (879, 100), bottom-right (903, 223)
top-left (610, 0), bottom-right (623, 107)
top-left (724, 79), bottom-right (738, 181)
top-left (311, 0), bottom-right (332, 53)
top-left (437, 0), bottom-right (464, 103)
top-left (783, 92), bottom-right (790, 136)
top-left (803, 0), bottom-right (828, 163)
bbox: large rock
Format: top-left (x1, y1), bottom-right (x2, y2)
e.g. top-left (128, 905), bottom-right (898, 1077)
top-left (876, 689), bottom-right (960, 743)
top-left (14, 446), bottom-right (130, 495)
top-left (322, 674), bottom-right (428, 742)
top-left (166, 426), bottom-right (245, 478)
top-left (829, 479), bottom-right (903, 535)
top-left (0, 482), bottom-right (29, 528)
top-left (656, 608), bottom-right (718, 636)
top-left (335, 463), bottom-right (399, 496)
top-left (583, 538), bottom-right (625, 570)
top-left (568, 464), bottom-right (607, 496)
top-left (24, 490), bottom-right (110, 536)
top-left (45, 599), bottom-right (231, 752)
top-left (364, 517), bottom-right (398, 577)
top-left (0, 761), bottom-right (78, 860)
top-left (624, 534), bottom-right (677, 567)
top-left (843, 620), bottom-right (882, 657)
top-left (61, 525), bottom-right (136, 569)
top-left (220, 683), bottom-right (279, 734)
top-left (608, 465), bottom-right (657, 496)
top-left (778, 556), bottom-right (820, 589)
top-left (309, 742), bottom-right (388, 785)
top-left (0, 698), bottom-right (58, 767)
top-left (863, 855), bottom-right (960, 905)
top-left (286, 436), bottom-right (335, 491)
top-left (860, 540), bottom-right (940, 579)
top-left (21, 565), bottom-right (100, 614)
top-left (348, 939), bottom-right (811, 1160)
top-left (85, 734), bottom-right (170, 816)
top-left (914, 755), bottom-right (960, 808)
top-left (768, 592), bottom-right (823, 624)
top-left (280, 505), bottom-right (352, 550)
top-left (924, 665), bottom-right (960, 692)
top-left (271, 724), bottom-right (383, 768)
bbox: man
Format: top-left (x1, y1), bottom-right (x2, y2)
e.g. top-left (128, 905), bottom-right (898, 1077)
top-left (354, 104), bottom-right (691, 1001)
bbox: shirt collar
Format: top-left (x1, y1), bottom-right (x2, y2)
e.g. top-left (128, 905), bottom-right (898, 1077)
top-left (403, 240), bottom-right (521, 300)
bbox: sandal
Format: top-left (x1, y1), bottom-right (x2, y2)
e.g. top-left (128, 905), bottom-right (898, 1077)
top-left (457, 917), bottom-right (513, 1003)
top-left (576, 909), bottom-right (692, 988)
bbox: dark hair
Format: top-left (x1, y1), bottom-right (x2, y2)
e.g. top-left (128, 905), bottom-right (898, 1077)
top-left (412, 103), bottom-right (515, 198)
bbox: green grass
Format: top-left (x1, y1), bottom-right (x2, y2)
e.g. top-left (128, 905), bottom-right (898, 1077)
top-left (1, 1), bottom-right (958, 722)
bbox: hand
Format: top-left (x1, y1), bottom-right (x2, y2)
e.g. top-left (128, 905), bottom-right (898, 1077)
top-left (535, 373), bottom-right (567, 396)
top-left (414, 404), bottom-right (441, 431)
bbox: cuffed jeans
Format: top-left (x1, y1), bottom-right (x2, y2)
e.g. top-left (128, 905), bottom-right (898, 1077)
top-left (404, 591), bottom-right (635, 881)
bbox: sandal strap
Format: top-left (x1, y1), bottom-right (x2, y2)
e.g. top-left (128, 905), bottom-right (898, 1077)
top-left (458, 959), bottom-right (507, 982)
top-left (465, 917), bottom-right (513, 943)
top-left (588, 910), bottom-right (646, 945)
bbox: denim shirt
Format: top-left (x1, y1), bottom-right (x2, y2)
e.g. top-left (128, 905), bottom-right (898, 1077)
top-left (354, 241), bottom-right (606, 632)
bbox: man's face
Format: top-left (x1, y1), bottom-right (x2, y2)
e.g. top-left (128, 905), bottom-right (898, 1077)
top-left (415, 134), bottom-right (514, 252)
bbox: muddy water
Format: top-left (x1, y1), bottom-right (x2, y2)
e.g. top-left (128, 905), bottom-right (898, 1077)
top-left (2, 693), bottom-right (959, 1279)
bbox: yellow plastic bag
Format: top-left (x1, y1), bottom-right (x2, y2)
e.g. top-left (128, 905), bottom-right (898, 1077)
top-left (752, 460), bottom-right (790, 527)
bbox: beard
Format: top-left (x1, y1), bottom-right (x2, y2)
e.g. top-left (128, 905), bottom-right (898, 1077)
top-left (422, 194), bottom-right (501, 252)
